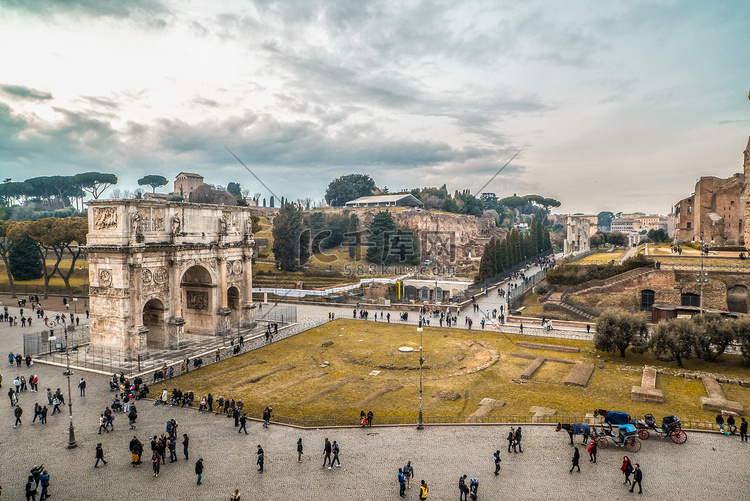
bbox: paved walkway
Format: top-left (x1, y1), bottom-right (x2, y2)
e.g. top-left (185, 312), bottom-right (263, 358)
top-left (0, 360), bottom-right (747, 499)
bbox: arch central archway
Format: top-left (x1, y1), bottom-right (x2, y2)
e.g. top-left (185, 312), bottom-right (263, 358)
top-left (181, 265), bottom-right (215, 334)
top-left (143, 298), bottom-right (166, 348)
top-left (727, 285), bottom-right (748, 313)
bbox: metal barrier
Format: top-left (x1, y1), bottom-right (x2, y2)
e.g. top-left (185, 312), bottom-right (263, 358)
top-left (256, 305), bottom-right (297, 324)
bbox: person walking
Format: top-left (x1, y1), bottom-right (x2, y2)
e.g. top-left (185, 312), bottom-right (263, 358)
top-left (403, 461), bottom-right (413, 488)
top-left (183, 434), bottom-right (190, 460)
top-left (78, 377), bottom-right (86, 396)
top-left (98, 414), bottom-right (108, 434)
top-left (256, 445), bottom-right (264, 473)
top-left (322, 438), bottom-right (332, 468)
top-left (515, 426), bottom-right (523, 453)
top-left (238, 413), bottom-right (248, 434)
top-left (493, 450), bottom-right (502, 475)
top-left (621, 456), bottom-right (633, 485)
top-left (94, 443), bottom-right (108, 468)
top-left (419, 480), bottom-right (428, 500)
top-left (629, 463), bottom-right (643, 494)
top-left (397, 468), bottom-right (406, 498)
top-left (330, 440), bottom-right (341, 469)
top-left (14, 404), bottom-right (22, 428)
top-left (195, 458), bottom-right (204, 485)
top-left (740, 417), bottom-right (748, 442)
top-left (570, 447), bottom-right (580, 473)
top-left (39, 469), bottom-right (50, 500)
top-left (297, 438), bottom-right (303, 462)
top-left (507, 427), bottom-right (516, 453)
top-left (588, 439), bottom-right (597, 463)
top-left (458, 474), bottom-right (469, 501)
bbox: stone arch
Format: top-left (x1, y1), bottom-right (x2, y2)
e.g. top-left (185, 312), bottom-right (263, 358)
top-left (404, 285), bottom-right (417, 300)
top-left (420, 286), bottom-right (430, 301)
top-left (435, 287), bottom-right (444, 302)
top-left (181, 265), bottom-right (215, 334)
top-left (143, 298), bottom-right (167, 348)
top-left (727, 285), bottom-right (748, 313)
top-left (227, 286), bottom-right (241, 323)
top-left (681, 292), bottom-right (700, 308)
top-left (640, 289), bottom-right (655, 311)
top-left (451, 288), bottom-right (460, 299)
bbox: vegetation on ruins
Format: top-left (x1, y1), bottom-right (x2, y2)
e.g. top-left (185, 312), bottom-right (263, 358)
top-left (272, 203), bottom-right (308, 271)
top-left (546, 254), bottom-right (653, 286)
top-left (365, 211), bottom-right (420, 265)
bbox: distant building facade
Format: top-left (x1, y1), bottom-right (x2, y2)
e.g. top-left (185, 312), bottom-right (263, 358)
top-left (173, 172), bottom-right (205, 199)
top-left (675, 173), bottom-right (745, 245)
top-left (564, 215), bottom-right (591, 255)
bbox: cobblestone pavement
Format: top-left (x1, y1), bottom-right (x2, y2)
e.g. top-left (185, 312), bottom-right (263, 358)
top-left (1, 360), bottom-right (748, 500)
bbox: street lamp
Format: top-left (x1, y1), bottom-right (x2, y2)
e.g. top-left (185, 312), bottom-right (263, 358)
top-left (63, 327), bottom-right (77, 449)
top-left (73, 297), bottom-right (78, 315)
top-left (416, 325), bottom-right (424, 430)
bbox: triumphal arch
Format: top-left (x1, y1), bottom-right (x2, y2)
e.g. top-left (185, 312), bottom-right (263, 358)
top-left (86, 200), bottom-right (255, 351)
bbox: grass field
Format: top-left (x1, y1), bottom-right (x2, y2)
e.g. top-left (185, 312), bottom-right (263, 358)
top-left (168, 319), bottom-right (750, 424)
top-left (577, 250), bottom-right (626, 264)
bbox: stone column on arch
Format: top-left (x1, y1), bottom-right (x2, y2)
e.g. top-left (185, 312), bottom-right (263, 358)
top-left (242, 252), bottom-right (256, 326)
top-left (217, 255), bottom-right (231, 332)
top-left (167, 258), bottom-right (185, 348)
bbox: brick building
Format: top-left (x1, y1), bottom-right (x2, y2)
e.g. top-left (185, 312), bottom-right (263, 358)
top-left (674, 173), bottom-right (745, 246)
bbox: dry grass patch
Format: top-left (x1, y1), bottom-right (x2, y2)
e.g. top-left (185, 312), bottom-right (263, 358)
top-left (168, 319), bottom-right (750, 423)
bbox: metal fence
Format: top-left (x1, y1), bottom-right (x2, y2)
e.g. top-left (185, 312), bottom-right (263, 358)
top-left (256, 305), bottom-right (297, 324)
top-left (24, 325), bottom-right (90, 358)
top-left (508, 269), bottom-right (547, 310)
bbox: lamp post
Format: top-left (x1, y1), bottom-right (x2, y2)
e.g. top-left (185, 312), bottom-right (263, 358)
top-left (416, 325), bottom-right (424, 430)
top-left (73, 297), bottom-right (78, 315)
top-left (63, 327), bottom-right (77, 448)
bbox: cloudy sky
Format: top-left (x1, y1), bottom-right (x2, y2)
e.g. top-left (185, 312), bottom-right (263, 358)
top-left (0, 0), bottom-right (748, 214)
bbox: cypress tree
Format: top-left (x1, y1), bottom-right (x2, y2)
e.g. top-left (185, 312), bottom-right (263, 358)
top-left (8, 236), bottom-right (43, 281)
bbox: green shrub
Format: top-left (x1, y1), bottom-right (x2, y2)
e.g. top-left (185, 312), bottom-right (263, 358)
top-left (546, 255), bottom-right (653, 286)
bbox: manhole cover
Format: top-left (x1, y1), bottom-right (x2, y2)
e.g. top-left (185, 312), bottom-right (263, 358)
top-left (398, 347), bottom-right (414, 352)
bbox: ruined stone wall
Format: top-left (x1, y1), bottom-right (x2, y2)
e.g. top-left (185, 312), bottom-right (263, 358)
top-left (744, 134), bottom-right (750, 250)
top-left (569, 269), bottom-right (750, 312)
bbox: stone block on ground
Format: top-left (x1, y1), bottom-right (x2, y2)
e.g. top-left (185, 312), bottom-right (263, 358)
top-left (564, 362), bottom-right (595, 387)
top-left (702, 376), bottom-right (725, 399)
top-left (470, 398), bottom-right (506, 418)
top-left (516, 341), bottom-right (580, 353)
top-left (700, 397), bottom-right (744, 415)
top-left (520, 357), bottom-right (546, 380)
top-left (631, 366), bottom-right (664, 403)
top-left (530, 405), bottom-right (556, 422)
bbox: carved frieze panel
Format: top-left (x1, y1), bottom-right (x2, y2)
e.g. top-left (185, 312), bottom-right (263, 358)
top-left (99, 269), bottom-right (113, 287)
top-left (153, 267), bottom-right (168, 285)
top-left (141, 269), bottom-right (152, 285)
top-left (89, 287), bottom-right (129, 298)
top-left (94, 207), bottom-right (118, 230)
top-left (186, 291), bottom-right (209, 310)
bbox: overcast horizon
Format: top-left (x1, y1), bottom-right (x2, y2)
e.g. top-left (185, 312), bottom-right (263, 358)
top-left (0, 0), bottom-right (748, 215)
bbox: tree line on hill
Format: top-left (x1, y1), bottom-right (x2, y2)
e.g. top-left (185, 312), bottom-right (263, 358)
top-left (475, 217), bottom-right (552, 282)
top-left (0, 218), bottom-right (88, 299)
top-left (272, 203), bottom-right (420, 271)
top-left (595, 309), bottom-right (750, 366)
top-left (0, 172), bottom-right (117, 211)
top-left (323, 174), bottom-right (560, 227)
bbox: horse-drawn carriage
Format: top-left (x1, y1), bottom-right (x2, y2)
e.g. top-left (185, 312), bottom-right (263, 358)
top-left (592, 409), bottom-right (641, 452)
top-left (634, 413), bottom-right (687, 444)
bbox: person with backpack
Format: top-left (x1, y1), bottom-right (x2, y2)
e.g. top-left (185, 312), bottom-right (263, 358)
top-left (94, 443), bottom-right (108, 468)
top-left (493, 450), bottom-right (502, 475)
top-left (588, 439), bottom-right (597, 463)
top-left (78, 378), bottom-right (86, 396)
top-left (621, 456), bottom-right (633, 484)
top-left (419, 480), bottom-right (428, 500)
top-left (397, 469), bottom-right (406, 498)
top-left (25, 475), bottom-right (37, 501)
top-left (458, 474), bottom-right (469, 501)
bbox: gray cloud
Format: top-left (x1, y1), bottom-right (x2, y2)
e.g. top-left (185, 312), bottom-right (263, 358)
top-left (0, 0), bottom-right (167, 18)
top-left (1, 84), bottom-right (53, 100)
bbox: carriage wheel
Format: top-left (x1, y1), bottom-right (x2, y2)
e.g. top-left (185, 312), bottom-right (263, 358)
top-left (637, 429), bottom-right (650, 440)
top-left (597, 437), bottom-right (609, 449)
top-left (670, 429), bottom-right (687, 444)
top-left (625, 438), bottom-right (641, 452)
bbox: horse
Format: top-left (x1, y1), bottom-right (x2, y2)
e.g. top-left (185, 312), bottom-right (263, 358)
top-left (593, 408), bottom-right (609, 418)
top-left (556, 422), bottom-right (590, 446)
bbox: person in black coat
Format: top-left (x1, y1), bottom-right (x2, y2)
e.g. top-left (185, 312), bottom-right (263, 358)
top-left (256, 445), bottom-right (264, 473)
top-left (195, 458), bottom-right (204, 485)
top-left (570, 447), bottom-right (580, 473)
top-left (740, 417), bottom-right (748, 442)
top-left (629, 464), bottom-right (643, 493)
